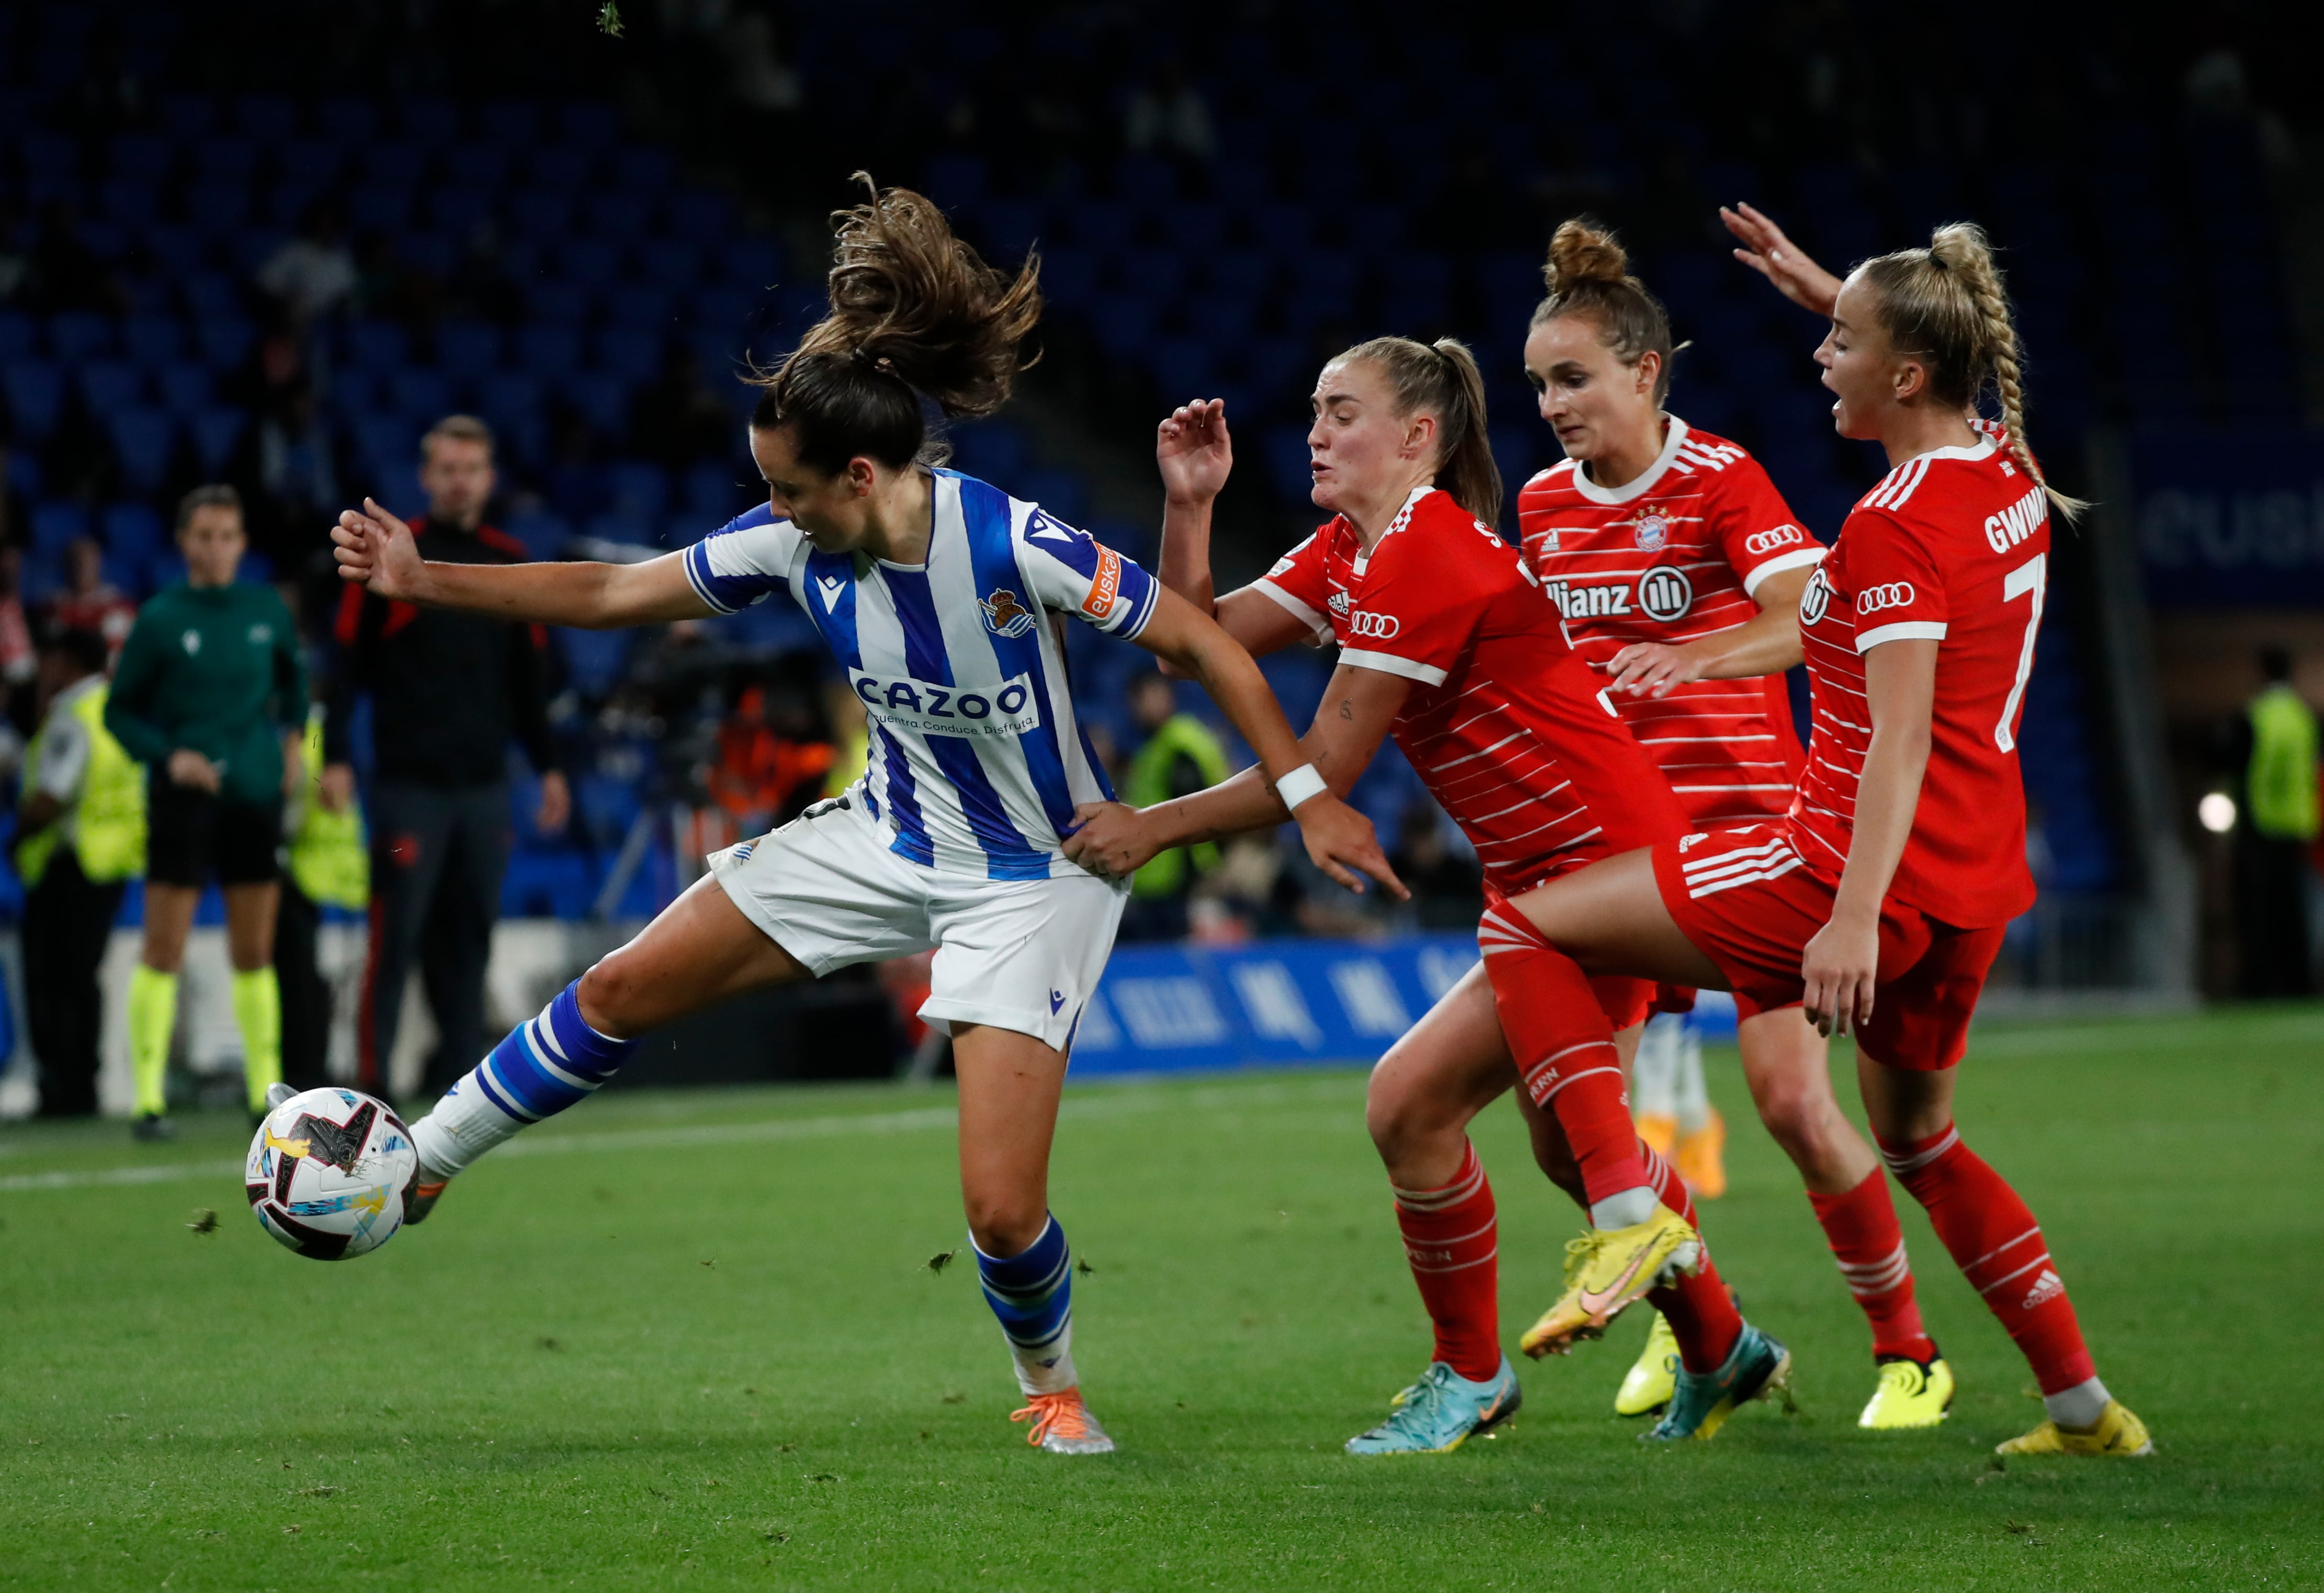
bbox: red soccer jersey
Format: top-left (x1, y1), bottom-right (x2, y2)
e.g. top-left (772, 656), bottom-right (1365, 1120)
top-left (1517, 418), bottom-right (1820, 829)
top-left (1791, 434), bottom-right (2050, 927)
top-left (1251, 486), bottom-right (1688, 894)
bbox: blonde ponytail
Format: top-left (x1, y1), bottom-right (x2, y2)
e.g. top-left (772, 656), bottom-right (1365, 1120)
top-left (1860, 222), bottom-right (2088, 522)
top-left (1333, 335), bottom-right (1505, 525)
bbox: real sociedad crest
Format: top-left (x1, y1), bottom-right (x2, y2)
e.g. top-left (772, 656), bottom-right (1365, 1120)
top-left (979, 588), bottom-right (1038, 639)
top-left (1633, 509), bottom-right (1671, 551)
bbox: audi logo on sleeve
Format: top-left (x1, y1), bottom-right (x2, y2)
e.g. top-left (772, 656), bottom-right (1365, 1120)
top-left (1636, 566), bottom-right (1694, 622)
top-left (1346, 609), bottom-right (1402, 639)
top-left (1743, 525), bottom-right (1806, 556)
top-left (1855, 582), bottom-right (1917, 616)
top-left (1799, 568), bottom-right (1832, 626)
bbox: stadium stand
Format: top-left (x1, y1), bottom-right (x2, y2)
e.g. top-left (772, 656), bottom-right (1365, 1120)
top-left (0, 0), bottom-right (2305, 976)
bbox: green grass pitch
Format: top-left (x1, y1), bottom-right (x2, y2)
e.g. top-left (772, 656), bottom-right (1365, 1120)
top-left (3, 1006), bottom-right (2321, 1590)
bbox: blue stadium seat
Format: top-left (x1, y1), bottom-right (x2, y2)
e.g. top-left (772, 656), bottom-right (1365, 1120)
top-left (516, 324), bottom-right (583, 379)
top-left (4, 446), bottom-right (41, 499)
top-left (80, 360), bottom-right (143, 414)
top-left (477, 100), bottom-right (540, 145)
top-left (477, 369), bottom-right (545, 426)
top-left (429, 186), bottom-right (494, 237)
top-left (602, 461), bottom-right (668, 519)
top-left (434, 319), bottom-right (503, 380)
top-left (315, 98), bottom-right (376, 143)
top-left (946, 421), bottom-right (1030, 483)
top-left (107, 132), bottom-right (170, 181)
top-left (30, 502), bottom-right (90, 553)
top-left (121, 313), bottom-right (184, 364)
top-left (509, 190), bottom-right (572, 235)
top-left (557, 104), bottom-right (620, 148)
top-left (505, 511), bottom-right (570, 562)
top-left (346, 320), bottom-right (410, 369)
top-left (1036, 246), bottom-right (1098, 310)
top-left (558, 238), bottom-right (621, 289)
top-left (194, 318), bottom-right (254, 372)
top-left (2, 363), bottom-right (65, 443)
top-left (922, 151), bottom-right (990, 208)
top-left (234, 94), bottom-right (298, 142)
top-left (1018, 469), bottom-right (1089, 526)
top-left (501, 849), bottom-right (596, 920)
top-left (575, 773), bottom-right (643, 852)
top-left (108, 410), bottom-right (178, 492)
top-left (360, 141), bottom-right (427, 187)
top-left (583, 191), bottom-right (652, 237)
top-left (0, 312), bottom-right (34, 363)
top-left (665, 190), bottom-right (733, 246)
top-left (1119, 248), bottom-right (1187, 301)
top-left (591, 325), bottom-right (660, 385)
top-left (633, 240), bottom-right (704, 293)
top-left (445, 142), bottom-right (512, 189)
top-left (98, 177), bottom-right (157, 226)
top-left (346, 185), bottom-right (413, 234)
top-left (400, 99), bottom-right (460, 146)
top-left (192, 135), bottom-right (257, 183)
top-left (277, 143), bottom-right (341, 187)
top-left (563, 375), bottom-right (630, 435)
top-left (526, 147), bottom-right (590, 191)
top-left (1184, 290), bottom-right (1260, 344)
top-left (352, 416), bottom-right (421, 476)
top-left (99, 502), bottom-right (165, 562)
top-left (387, 369), bottom-right (452, 421)
top-left (184, 179), bottom-right (252, 232)
top-left (46, 311), bottom-right (115, 363)
top-left (1263, 424), bottom-right (1317, 504)
top-left (400, 232), bottom-right (458, 279)
top-left (526, 281), bottom-right (590, 323)
top-left (555, 626), bottom-right (633, 697)
top-left (1087, 293), bottom-right (1160, 359)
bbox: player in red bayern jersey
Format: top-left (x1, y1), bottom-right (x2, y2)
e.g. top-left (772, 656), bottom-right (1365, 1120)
top-left (1473, 217), bottom-right (2150, 1456)
top-left (1064, 337), bottom-right (1785, 1453)
top-left (1516, 219), bottom-right (1948, 1430)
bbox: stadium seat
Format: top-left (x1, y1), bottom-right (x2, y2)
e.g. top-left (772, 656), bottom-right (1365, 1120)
top-left (99, 502), bottom-right (165, 562)
top-left (665, 190), bottom-right (733, 246)
top-left (0, 311), bottom-right (33, 363)
top-left (501, 849), bottom-right (597, 920)
top-left (429, 185), bottom-right (494, 237)
top-left (29, 502), bottom-right (90, 553)
top-left (80, 361), bottom-right (144, 414)
top-left (634, 240), bottom-right (705, 293)
top-left (2, 363), bottom-right (65, 443)
top-left (563, 373), bottom-right (630, 435)
top-left (107, 410), bottom-right (179, 493)
top-left (346, 320), bottom-right (410, 369)
top-left (46, 311), bottom-right (115, 363)
top-left (194, 317), bottom-right (255, 373)
top-left (509, 190), bottom-right (572, 235)
top-left (558, 238), bottom-right (621, 289)
top-left (602, 461), bottom-right (669, 519)
top-left (387, 369), bottom-right (452, 421)
top-left (526, 147), bottom-right (590, 192)
top-left (526, 281), bottom-right (590, 323)
top-left (717, 237), bottom-right (784, 291)
top-left (434, 319), bottom-right (504, 380)
top-left (188, 409), bottom-right (246, 474)
top-left (556, 626), bottom-right (634, 697)
top-left (506, 511), bottom-right (571, 562)
top-left (476, 99), bottom-right (539, 145)
top-left (922, 151), bottom-right (990, 207)
top-left (98, 178), bottom-right (158, 227)
top-left (583, 191), bottom-right (652, 237)
top-left (591, 326), bottom-right (661, 385)
top-left (517, 324), bottom-right (584, 381)
top-left (121, 313), bottom-right (185, 364)
top-left (401, 98), bottom-right (461, 145)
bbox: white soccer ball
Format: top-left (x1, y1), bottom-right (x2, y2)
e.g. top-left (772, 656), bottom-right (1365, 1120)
top-left (245, 1088), bottom-right (420, 1260)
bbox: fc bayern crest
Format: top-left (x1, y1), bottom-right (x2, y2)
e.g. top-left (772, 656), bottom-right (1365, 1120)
top-left (1633, 509), bottom-right (1670, 551)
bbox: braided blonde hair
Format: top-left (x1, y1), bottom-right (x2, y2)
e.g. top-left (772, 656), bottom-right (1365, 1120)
top-left (1857, 222), bottom-right (2089, 522)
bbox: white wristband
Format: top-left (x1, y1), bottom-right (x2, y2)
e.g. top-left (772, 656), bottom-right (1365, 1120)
top-left (1275, 763), bottom-right (1329, 812)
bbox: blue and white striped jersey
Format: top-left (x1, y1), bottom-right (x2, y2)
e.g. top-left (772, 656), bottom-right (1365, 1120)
top-left (682, 469), bottom-right (1161, 879)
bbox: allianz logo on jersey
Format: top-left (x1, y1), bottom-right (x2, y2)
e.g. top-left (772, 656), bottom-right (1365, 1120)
top-left (848, 669), bottom-right (1042, 739)
top-left (1546, 566), bottom-right (1695, 623)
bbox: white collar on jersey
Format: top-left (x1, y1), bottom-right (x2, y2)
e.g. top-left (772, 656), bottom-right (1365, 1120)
top-left (1568, 414), bottom-right (1691, 506)
top-left (1891, 434), bottom-right (1999, 468)
top-left (1350, 483), bottom-right (1437, 573)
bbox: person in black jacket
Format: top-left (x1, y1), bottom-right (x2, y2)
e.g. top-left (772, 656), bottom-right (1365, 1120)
top-left (322, 416), bottom-right (570, 1101)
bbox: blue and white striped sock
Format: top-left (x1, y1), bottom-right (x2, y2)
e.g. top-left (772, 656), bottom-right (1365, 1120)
top-left (974, 1215), bottom-right (1078, 1396)
top-left (409, 981), bottom-right (640, 1176)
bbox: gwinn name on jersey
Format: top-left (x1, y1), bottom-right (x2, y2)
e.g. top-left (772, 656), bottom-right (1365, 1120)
top-left (683, 469), bottom-right (1159, 880)
top-left (1517, 417), bottom-right (1820, 829)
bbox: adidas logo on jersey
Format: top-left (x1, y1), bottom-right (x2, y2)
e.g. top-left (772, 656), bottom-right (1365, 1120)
top-left (1328, 589), bottom-right (1351, 616)
top-left (848, 668), bottom-right (1042, 739)
top-left (2021, 1268), bottom-right (2066, 1310)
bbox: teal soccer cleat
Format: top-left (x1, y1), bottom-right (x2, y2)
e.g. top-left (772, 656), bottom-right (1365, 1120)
top-left (1346, 1359), bottom-right (1522, 1455)
top-left (1644, 1323), bottom-right (1795, 1443)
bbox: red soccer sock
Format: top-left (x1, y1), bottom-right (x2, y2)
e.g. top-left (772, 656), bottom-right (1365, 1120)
top-left (1640, 1143), bottom-right (1741, 1372)
top-left (1807, 1168), bottom-right (1936, 1363)
top-left (1478, 900), bottom-right (1647, 1207)
top-left (1391, 1140), bottom-right (1502, 1383)
top-left (1879, 1124), bottom-right (2096, 1394)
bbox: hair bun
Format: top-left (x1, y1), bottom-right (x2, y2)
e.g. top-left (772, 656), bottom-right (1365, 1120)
top-left (1544, 218), bottom-right (1630, 297)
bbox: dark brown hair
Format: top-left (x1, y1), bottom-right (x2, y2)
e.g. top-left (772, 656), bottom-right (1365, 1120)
top-left (1333, 336), bottom-right (1503, 525)
top-left (752, 174), bottom-right (1042, 475)
top-left (1855, 222), bottom-right (2086, 520)
top-left (174, 482), bottom-right (243, 533)
top-left (1531, 219), bottom-right (1676, 405)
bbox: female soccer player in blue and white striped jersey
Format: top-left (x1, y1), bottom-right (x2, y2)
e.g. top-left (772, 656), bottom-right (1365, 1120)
top-left (331, 177), bottom-right (1401, 1454)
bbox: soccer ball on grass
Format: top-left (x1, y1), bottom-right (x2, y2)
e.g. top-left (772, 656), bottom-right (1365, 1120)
top-left (245, 1088), bottom-right (420, 1260)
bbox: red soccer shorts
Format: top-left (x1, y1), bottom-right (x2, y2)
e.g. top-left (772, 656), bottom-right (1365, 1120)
top-left (1649, 824), bottom-right (2005, 1071)
top-left (1483, 879), bottom-right (1655, 1033)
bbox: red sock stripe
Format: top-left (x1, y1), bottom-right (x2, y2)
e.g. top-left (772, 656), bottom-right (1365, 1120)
top-left (1878, 1124), bottom-right (2093, 1394)
top-left (1807, 1168), bottom-right (1933, 1362)
top-left (1391, 1139), bottom-right (1501, 1383)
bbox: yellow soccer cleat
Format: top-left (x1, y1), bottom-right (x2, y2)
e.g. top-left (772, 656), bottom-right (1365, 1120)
top-left (1674, 1108), bottom-right (1727, 1200)
top-left (1615, 1310), bottom-right (1680, 1417)
top-left (1634, 1112), bottom-right (1677, 1158)
top-left (1857, 1354), bottom-right (1955, 1429)
top-left (1996, 1399), bottom-right (2153, 1459)
top-left (1521, 1204), bottom-right (1700, 1359)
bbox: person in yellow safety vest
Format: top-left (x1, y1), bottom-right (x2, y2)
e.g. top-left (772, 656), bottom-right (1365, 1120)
top-left (2235, 645), bottom-right (2320, 997)
top-left (821, 677), bottom-right (869, 800)
top-left (275, 702), bottom-right (368, 1091)
top-left (15, 626), bottom-right (145, 1118)
top-left (1118, 672), bottom-right (1231, 941)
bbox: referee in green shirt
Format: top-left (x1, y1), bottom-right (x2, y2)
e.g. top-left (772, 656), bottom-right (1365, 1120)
top-left (105, 485), bottom-right (306, 1138)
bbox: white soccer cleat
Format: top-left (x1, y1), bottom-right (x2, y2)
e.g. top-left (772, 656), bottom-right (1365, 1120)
top-left (1010, 1388), bottom-right (1115, 1454)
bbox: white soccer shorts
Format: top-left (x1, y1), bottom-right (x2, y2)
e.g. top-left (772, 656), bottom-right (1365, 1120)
top-left (707, 793), bottom-right (1127, 1052)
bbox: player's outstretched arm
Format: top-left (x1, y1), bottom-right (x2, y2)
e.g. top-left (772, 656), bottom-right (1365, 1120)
top-left (1800, 636), bottom-right (1936, 1038)
top-left (332, 498), bottom-right (716, 629)
top-left (1721, 203), bottom-right (1843, 319)
top-left (1152, 399), bottom-right (1312, 664)
top-left (1063, 658), bottom-right (1409, 900)
top-left (1607, 563), bottom-right (1815, 698)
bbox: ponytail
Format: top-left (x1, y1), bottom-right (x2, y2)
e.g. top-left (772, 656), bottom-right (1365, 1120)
top-left (1857, 222), bottom-right (2089, 522)
top-left (752, 173), bottom-right (1042, 474)
top-left (1334, 335), bottom-right (1505, 526)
